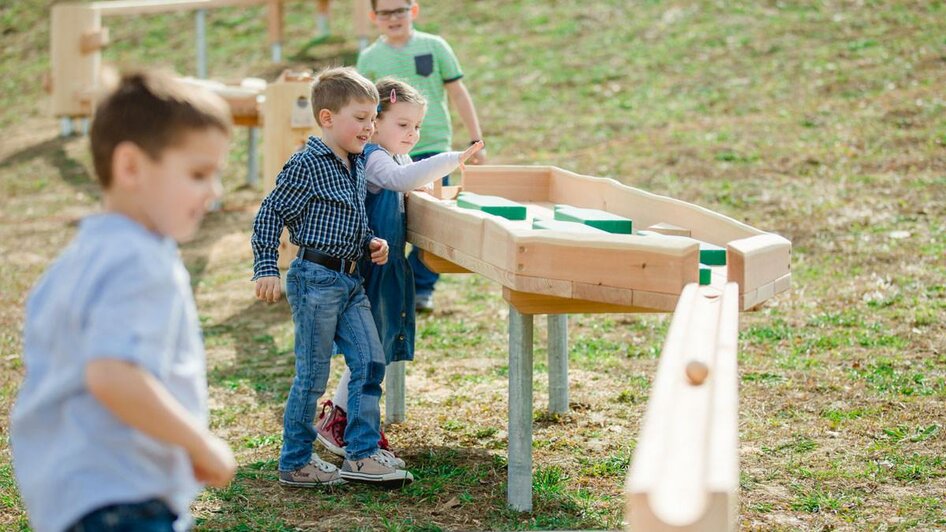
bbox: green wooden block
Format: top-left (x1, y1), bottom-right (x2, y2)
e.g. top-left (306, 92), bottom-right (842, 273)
top-left (456, 192), bottom-right (527, 221)
top-left (699, 242), bottom-right (727, 266)
top-left (532, 218), bottom-right (607, 233)
top-left (699, 264), bottom-right (712, 285)
top-left (553, 205), bottom-right (632, 234)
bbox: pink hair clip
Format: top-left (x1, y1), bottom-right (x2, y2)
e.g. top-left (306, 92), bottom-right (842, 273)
top-left (389, 88), bottom-right (397, 103)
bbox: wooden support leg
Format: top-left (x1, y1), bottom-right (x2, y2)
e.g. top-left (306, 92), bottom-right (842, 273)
top-left (316, 0), bottom-right (330, 36)
top-left (385, 360), bottom-right (406, 424)
top-left (195, 9), bottom-right (207, 78)
top-left (547, 314), bottom-right (568, 415)
top-left (508, 305), bottom-right (534, 512)
top-left (246, 127), bottom-right (260, 187)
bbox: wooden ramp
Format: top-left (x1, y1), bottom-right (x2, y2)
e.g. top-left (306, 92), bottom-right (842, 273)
top-left (625, 283), bottom-right (740, 531)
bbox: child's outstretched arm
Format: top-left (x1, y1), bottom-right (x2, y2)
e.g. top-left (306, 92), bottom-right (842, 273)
top-left (85, 359), bottom-right (237, 487)
top-left (365, 141), bottom-right (484, 193)
top-left (445, 80), bottom-right (486, 164)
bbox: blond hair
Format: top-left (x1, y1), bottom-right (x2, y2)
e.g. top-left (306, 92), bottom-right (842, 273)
top-left (375, 77), bottom-right (427, 119)
top-left (311, 67), bottom-right (379, 126)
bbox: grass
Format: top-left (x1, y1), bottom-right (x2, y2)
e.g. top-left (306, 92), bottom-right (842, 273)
top-left (1, 0), bottom-right (946, 530)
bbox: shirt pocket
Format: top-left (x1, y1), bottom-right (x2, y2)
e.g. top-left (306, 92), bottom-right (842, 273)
top-left (414, 53), bottom-right (434, 77)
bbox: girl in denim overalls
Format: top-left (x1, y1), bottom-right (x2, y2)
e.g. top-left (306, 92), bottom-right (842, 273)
top-left (314, 78), bottom-right (484, 460)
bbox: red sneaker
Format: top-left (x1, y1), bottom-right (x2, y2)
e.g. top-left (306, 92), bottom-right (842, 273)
top-left (315, 400), bottom-right (405, 467)
top-left (315, 401), bottom-right (347, 457)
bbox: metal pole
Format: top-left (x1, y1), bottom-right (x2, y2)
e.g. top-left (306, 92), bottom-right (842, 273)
top-left (59, 118), bottom-right (74, 137)
top-left (246, 127), bottom-right (260, 187)
top-left (547, 314), bottom-right (569, 414)
top-left (508, 305), bottom-right (534, 512)
top-left (195, 9), bottom-right (207, 78)
top-left (385, 361), bottom-right (406, 424)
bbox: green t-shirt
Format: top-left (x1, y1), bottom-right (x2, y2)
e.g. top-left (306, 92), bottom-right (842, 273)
top-left (357, 30), bottom-right (463, 155)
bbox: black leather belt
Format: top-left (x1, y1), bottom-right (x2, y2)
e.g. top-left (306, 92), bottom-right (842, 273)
top-left (298, 247), bottom-right (358, 274)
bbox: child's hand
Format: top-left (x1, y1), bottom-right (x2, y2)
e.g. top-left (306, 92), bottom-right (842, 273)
top-left (190, 433), bottom-right (237, 488)
top-left (255, 276), bottom-right (282, 303)
top-left (458, 140), bottom-right (485, 171)
top-left (369, 238), bottom-right (389, 265)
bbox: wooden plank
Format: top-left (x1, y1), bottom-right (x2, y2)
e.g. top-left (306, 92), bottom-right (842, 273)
top-left (647, 222), bottom-right (691, 237)
top-left (262, 71), bottom-right (319, 192)
top-left (462, 165), bottom-right (552, 202)
top-left (626, 283), bottom-right (740, 532)
top-left (417, 249), bottom-right (471, 274)
top-left (503, 288), bottom-right (653, 315)
top-left (51, 4), bottom-right (101, 117)
top-left (512, 234), bottom-right (699, 294)
top-left (90, 0), bottom-right (274, 16)
top-left (548, 167), bottom-right (763, 246)
top-left (726, 233), bottom-right (791, 296)
top-left (407, 192), bottom-right (487, 258)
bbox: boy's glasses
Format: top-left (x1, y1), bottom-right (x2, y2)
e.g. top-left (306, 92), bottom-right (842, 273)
top-left (374, 6), bottom-right (411, 20)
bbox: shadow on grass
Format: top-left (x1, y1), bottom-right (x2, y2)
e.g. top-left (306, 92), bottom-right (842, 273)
top-left (197, 445), bottom-right (521, 531)
top-left (0, 136), bottom-right (98, 198)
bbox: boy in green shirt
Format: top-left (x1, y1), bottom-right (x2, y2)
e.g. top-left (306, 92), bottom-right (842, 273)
top-left (357, 0), bottom-right (486, 311)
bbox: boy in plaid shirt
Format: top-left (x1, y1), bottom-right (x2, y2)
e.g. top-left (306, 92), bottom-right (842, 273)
top-left (251, 67), bottom-right (412, 488)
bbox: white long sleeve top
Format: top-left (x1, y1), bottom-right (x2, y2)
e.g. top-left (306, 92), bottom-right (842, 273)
top-left (365, 148), bottom-right (461, 194)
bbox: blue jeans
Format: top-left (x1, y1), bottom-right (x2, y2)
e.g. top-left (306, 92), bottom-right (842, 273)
top-left (280, 258), bottom-right (385, 470)
top-left (67, 499), bottom-right (176, 531)
top-left (407, 151), bottom-right (447, 297)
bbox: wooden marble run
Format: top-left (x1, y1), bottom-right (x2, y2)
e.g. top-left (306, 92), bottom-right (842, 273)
top-left (407, 165), bottom-right (791, 312)
top-left (400, 166), bottom-right (788, 526)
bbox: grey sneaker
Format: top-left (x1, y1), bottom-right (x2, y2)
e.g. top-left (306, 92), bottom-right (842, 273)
top-left (341, 451), bottom-right (414, 488)
top-left (415, 293), bottom-right (434, 312)
top-left (279, 457), bottom-right (346, 488)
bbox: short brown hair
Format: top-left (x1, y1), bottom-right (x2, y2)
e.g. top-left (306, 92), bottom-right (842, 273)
top-left (375, 77), bottom-right (426, 118)
top-left (310, 67), bottom-right (379, 126)
top-left (370, 0), bottom-right (413, 10)
top-left (90, 70), bottom-right (232, 188)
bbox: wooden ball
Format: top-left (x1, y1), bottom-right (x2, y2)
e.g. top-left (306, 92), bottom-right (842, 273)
top-left (686, 360), bottom-right (709, 385)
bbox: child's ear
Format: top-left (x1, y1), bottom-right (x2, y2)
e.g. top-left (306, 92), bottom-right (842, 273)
top-left (111, 141), bottom-right (143, 189)
top-left (318, 108), bottom-right (333, 127)
top-left (368, 9), bottom-right (377, 24)
top-left (411, 2), bottom-right (420, 19)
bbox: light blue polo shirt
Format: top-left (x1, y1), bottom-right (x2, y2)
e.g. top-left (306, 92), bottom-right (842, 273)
top-left (11, 213), bottom-right (208, 532)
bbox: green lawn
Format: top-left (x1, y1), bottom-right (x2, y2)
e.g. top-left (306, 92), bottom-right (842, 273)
top-left (1, 0), bottom-right (944, 530)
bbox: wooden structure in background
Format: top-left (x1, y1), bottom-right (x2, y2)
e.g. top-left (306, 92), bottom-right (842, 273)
top-left (49, 0), bottom-right (370, 120)
top-left (626, 283), bottom-right (740, 531)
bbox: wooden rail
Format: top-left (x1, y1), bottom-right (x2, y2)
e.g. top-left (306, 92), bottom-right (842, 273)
top-left (626, 282), bottom-right (740, 531)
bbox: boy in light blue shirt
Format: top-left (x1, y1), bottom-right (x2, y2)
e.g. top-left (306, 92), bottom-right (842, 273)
top-left (10, 71), bottom-right (237, 532)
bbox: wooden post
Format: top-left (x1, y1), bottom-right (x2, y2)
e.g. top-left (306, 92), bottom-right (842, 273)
top-left (316, 0), bottom-right (330, 36)
top-left (50, 4), bottom-right (101, 120)
top-left (354, 0), bottom-right (371, 50)
top-left (547, 314), bottom-right (568, 414)
top-left (262, 70), bottom-right (319, 269)
top-left (508, 305), bottom-right (534, 512)
top-left (267, 0), bottom-right (284, 61)
top-left (385, 360), bottom-right (406, 424)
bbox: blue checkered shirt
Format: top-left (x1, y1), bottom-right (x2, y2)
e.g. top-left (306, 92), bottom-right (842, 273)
top-left (251, 136), bottom-right (374, 279)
